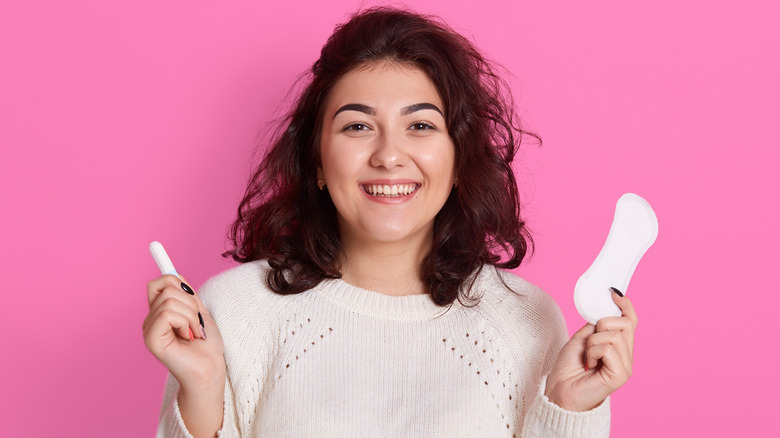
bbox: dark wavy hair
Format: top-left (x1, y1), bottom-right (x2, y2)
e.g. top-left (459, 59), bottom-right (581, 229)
top-left (224, 7), bottom-right (538, 306)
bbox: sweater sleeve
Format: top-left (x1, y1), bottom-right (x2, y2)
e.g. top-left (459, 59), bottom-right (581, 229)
top-left (155, 373), bottom-right (240, 438)
top-left (521, 376), bottom-right (611, 438)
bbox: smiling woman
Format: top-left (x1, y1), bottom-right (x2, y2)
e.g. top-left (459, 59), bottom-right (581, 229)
top-left (144, 7), bottom-right (637, 437)
top-left (226, 8), bottom-right (536, 307)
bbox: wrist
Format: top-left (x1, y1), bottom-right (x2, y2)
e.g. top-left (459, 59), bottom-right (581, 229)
top-left (544, 381), bottom-right (603, 412)
top-left (177, 368), bottom-right (225, 438)
top-left (171, 352), bottom-right (226, 391)
top-left (178, 361), bottom-right (225, 398)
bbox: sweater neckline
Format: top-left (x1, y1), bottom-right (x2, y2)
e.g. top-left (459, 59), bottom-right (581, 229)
top-left (315, 278), bottom-right (456, 320)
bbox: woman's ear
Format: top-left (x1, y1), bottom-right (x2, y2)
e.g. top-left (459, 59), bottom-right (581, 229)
top-left (316, 168), bottom-right (326, 190)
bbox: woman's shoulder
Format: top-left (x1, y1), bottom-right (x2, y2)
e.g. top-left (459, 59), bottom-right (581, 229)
top-left (197, 260), bottom-right (284, 315)
top-left (475, 267), bottom-right (558, 309)
top-left (199, 259), bottom-right (271, 295)
top-left (473, 266), bottom-right (567, 334)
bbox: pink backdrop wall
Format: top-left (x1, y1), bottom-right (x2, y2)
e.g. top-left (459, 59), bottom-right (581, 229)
top-left (2, 1), bottom-right (777, 436)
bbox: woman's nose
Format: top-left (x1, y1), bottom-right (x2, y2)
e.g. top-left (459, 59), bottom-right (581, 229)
top-left (369, 131), bottom-right (409, 169)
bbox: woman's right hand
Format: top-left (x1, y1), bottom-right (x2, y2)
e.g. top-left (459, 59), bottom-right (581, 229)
top-left (143, 274), bottom-right (225, 385)
top-left (143, 275), bottom-right (226, 436)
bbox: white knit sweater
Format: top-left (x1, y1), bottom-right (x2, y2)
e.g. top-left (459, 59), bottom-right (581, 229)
top-left (156, 261), bottom-right (610, 437)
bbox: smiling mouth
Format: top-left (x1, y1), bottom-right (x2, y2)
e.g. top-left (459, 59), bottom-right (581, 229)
top-left (362, 183), bottom-right (420, 197)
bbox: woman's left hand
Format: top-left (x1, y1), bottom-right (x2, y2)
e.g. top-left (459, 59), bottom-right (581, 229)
top-left (544, 289), bottom-right (638, 411)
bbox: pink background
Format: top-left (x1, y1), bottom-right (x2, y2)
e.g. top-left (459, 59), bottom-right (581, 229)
top-left (2, 1), bottom-right (777, 436)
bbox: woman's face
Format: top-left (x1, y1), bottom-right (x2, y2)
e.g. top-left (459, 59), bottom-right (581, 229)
top-left (318, 61), bottom-right (456, 250)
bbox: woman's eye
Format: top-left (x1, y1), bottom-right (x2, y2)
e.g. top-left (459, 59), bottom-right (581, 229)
top-left (410, 122), bottom-right (435, 131)
top-left (343, 123), bottom-right (370, 132)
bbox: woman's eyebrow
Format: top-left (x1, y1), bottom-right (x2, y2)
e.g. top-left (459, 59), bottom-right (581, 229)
top-left (333, 103), bottom-right (375, 118)
top-left (401, 103), bottom-right (443, 116)
top-left (333, 102), bottom-right (444, 119)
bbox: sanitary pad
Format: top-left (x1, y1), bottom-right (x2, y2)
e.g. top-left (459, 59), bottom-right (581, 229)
top-left (573, 193), bottom-right (658, 324)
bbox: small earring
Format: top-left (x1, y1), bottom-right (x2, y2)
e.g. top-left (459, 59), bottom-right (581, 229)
top-left (453, 177), bottom-right (459, 188)
top-left (317, 178), bottom-right (326, 190)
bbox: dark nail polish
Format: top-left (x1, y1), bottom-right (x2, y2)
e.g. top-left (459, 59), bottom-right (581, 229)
top-left (180, 282), bottom-right (205, 328)
top-left (181, 282), bottom-right (194, 295)
top-left (610, 287), bottom-right (624, 297)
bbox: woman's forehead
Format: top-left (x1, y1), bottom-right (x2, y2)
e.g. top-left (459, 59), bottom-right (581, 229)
top-left (327, 61), bottom-right (445, 115)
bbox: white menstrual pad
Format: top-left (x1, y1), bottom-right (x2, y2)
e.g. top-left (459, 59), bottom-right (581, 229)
top-left (574, 193), bottom-right (658, 324)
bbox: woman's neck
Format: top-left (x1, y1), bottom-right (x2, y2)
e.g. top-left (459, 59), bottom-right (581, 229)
top-left (339, 237), bottom-right (430, 296)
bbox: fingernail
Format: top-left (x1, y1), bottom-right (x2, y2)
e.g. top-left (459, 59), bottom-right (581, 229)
top-left (181, 282), bottom-right (194, 295)
top-left (198, 312), bottom-right (205, 329)
top-left (199, 325), bottom-right (207, 340)
top-left (610, 287), bottom-right (624, 297)
top-left (188, 328), bottom-right (194, 341)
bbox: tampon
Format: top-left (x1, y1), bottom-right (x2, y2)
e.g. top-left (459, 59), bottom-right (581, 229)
top-left (148, 241), bottom-right (206, 333)
top-left (149, 241), bottom-right (178, 277)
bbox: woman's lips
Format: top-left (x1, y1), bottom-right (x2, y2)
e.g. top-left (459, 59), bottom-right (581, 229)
top-left (358, 180), bottom-right (421, 204)
top-left (361, 183), bottom-right (420, 197)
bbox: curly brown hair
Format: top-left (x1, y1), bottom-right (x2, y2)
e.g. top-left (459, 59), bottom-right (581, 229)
top-left (224, 7), bottom-right (538, 306)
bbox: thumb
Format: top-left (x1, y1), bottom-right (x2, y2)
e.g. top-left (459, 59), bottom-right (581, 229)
top-left (571, 323), bottom-right (596, 341)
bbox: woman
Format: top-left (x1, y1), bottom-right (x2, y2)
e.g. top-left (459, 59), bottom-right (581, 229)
top-left (144, 8), bottom-right (637, 437)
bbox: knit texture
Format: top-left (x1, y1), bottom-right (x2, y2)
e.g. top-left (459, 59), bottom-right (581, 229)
top-left (156, 261), bottom-right (610, 437)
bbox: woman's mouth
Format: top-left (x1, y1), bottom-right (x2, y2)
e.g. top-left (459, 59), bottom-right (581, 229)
top-left (361, 183), bottom-right (420, 197)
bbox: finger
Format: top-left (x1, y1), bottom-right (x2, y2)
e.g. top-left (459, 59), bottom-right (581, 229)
top-left (148, 284), bottom-right (201, 315)
top-left (178, 275), bottom-right (209, 334)
top-left (153, 295), bottom-right (201, 334)
top-left (147, 276), bottom-right (206, 330)
top-left (144, 294), bottom-right (201, 346)
top-left (586, 343), bottom-right (630, 385)
top-left (147, 275), bottom-right (208, 340)
top-left (178, 276), bottom-right (207, 313)
top-left (612, 290), bottom-right (638, 329)
top-left (596, 316), bottom-right (635, 352)
top-left (571, 323), bottom-right (597, 341)
top-left (178, 274), bottom-right (194, 295)
top-left (570, 324), bottom-right (596, 370)
top-left (586, 330), bottom-right (632, 373)
top-left (144, 300), bottom-right (200, 345)
top-left (161, 291), bottom-right (205, 341)
top-left (147, 274), bottom-right (184, 307)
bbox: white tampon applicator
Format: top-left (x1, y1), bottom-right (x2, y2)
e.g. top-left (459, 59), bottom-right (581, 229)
top-left (149, 241), bottom-right (179, 277)
top-left (573, 193), bottom-right (658, 324)
top-left (149, 241), bottom-right (206, 336)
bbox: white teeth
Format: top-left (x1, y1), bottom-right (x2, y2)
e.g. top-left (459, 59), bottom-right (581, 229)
top-left (363, 184), bottom-right (418, 197)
